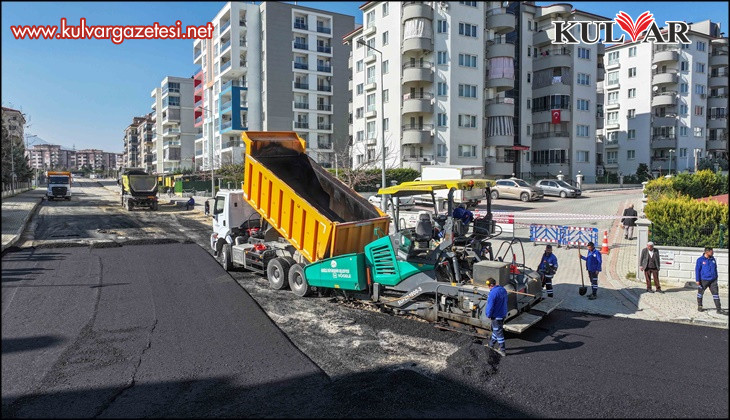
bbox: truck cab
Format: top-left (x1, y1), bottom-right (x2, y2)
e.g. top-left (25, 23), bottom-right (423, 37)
top-left (46, 171), bottom-right (72, 200)
top-left (210, 190), bottom-right (256, 254)
top-left (414, 165), bottom-right (488, 210)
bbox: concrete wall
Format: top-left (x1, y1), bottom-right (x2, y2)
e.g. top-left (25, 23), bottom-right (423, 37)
top-left (636, 219), bottom-right (728, 288)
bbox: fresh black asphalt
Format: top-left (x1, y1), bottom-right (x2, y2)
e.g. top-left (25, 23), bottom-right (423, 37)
top-left (2, 243), bottom-right (728, 418)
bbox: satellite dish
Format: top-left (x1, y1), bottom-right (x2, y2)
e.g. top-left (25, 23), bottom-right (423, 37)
top-left (651, 64), bottom-right (657, 69)
top-left (652, 86), bottom-right (658, 91)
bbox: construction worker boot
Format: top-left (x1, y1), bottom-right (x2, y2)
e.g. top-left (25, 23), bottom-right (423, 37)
top-left (698, 305), bottom-right (703, 312)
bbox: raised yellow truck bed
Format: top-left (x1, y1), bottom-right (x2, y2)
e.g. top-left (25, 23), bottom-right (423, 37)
top-left (242, 131), bottom-right (389, 263)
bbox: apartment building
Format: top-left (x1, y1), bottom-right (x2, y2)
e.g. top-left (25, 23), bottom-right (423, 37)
top-left (2, 107), bottom-right (26, 143)
top-left (192, 1), bottom-right (354, 170)
top-left (345, 2), bottom-right (604, 181)
top-left (123, 116), bottom-right (147, 168)
top-left (27, 144), bottom-right (121, 172)
top-left (150, 76), bottom-right (196, 173)
top-left (600, 20), bottom-right (728, 176)
top-left (136, 114), bottom-right (155, 173)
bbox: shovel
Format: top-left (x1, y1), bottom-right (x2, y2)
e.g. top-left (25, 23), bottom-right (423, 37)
top-left (577, 243), bottom-right (588, 296)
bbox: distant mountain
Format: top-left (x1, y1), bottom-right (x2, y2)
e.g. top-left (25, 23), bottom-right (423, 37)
top-left (25, 134), bottom-right (72, 150)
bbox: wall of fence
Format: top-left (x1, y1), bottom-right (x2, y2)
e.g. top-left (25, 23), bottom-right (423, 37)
top-left (2, 182), bottom-right (33, 199)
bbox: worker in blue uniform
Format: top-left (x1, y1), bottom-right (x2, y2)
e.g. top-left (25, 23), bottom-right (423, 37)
top-left (696, 247), bottom-right (725, 314)
top-left (485, 277), bottom-right (508, 356)
top-left (580, 242), bottom-right (602, 300)
top-left (537, 244), bottom-right (558, 298)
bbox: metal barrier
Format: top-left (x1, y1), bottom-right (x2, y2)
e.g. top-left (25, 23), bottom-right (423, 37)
top-left (529, 224), bottom-right (563, 245)
top-left (563, 226), bottom-right (598, 249)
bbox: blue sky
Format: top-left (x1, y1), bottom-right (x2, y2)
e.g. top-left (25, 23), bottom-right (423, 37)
top-left (1, 1), bottom-right (727, 153)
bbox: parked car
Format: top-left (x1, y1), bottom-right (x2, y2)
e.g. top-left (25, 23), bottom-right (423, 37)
top-left (491, 178), bottom-right (544, 202)
top-left (535, 179), bottom-right (582, 198)
top-left (368, 193), bottom-right (416, 210)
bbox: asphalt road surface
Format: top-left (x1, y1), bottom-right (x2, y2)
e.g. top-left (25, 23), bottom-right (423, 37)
top-left (3, 184), bottom-right (728, 417)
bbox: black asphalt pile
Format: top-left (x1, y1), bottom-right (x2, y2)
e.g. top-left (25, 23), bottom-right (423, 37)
top-left (441, 342), bottom-right (501, 388)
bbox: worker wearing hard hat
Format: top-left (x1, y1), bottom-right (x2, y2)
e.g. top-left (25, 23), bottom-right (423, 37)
top-left (537, 245), bottom-right (558, 298)
top-left (485, 278), bottom-right (508, 357)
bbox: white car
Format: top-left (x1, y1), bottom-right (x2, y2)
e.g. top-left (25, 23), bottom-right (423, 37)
top-left (368, 194), bottom-right (416, 210)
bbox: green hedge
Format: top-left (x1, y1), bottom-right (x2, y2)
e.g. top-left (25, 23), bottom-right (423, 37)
top-left (644, 196), bottom-right (729, 247)
top-left (644, 170), bottom-right (728, 201)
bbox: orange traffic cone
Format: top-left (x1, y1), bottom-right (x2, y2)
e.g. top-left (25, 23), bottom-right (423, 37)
top-left (600, 230), bottom-right (610, 254)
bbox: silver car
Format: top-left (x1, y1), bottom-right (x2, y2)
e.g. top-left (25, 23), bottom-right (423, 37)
top-left (368, 194), bottom-right (416, 210)
top-left (491, 178), bottom-right (544, 202)
top-left (535, 179), bottom-right (582, 198)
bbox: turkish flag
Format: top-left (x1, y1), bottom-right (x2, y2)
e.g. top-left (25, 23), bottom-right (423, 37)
top-left (551, 109), bottom-right (561, 124)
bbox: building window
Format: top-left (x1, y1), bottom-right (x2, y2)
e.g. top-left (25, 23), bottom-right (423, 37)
top-left (366, 121), bottom-right (376, 138)
top-left (528, 20), bottom-right (532, 31)
top-left (527, 72), bottom-right (531, 83)
top-left (383, 89), bottom-right (389, 103)
top-left (356, 107), bottom-right (363, 118)
top-left (458, 23), bottom-right (478, 37)
top-left (680, 83), bottom-right (688, 93)
top-left (680, 61), bottom-right (688, 71)
top-left (458, 53), bottom-right (478, 68)
top-left (437, 82), bottom-right (448, 96)
top-left (437, 20), bottom-right (448, 33)
top-left (458, 145), bottom-right (477, 158)
top-left (608, 51), bottom-right (619, 65)
top-left (695, 62), bottom-right (705, 73)
top-left (458, 84), bottom-right (477, 98)
top-left (382, 60), bottom-right (389, 74)
top-left (694, 127), bottom-right (703, 137)
top-left (356, 154), bottom-right (364, 164)
top-left (437, 51), bottom-right (448, 65)
top-left (577, 73), bottom-right (591, 85)
top-left (607, 111), bottom-right (619, 124)
top-left (459, 1), bottom-right (478, 6)
top-left (628, 67), bottom-right (636, 77)
top-left (627, 150), bottom-right (636, 160)
top-left (382, 2), bottom-right (388, 16)
top-left (607, 71), bottom-right (619, 86)
top-left (681, 43), bottom-right (690, 50)
top-left (680, 126), bottom-right (688, 136)
top-left (696, 41), bottom-right (706, 51)
top-left (577, 99), bottom-right (590, 111)
top-left (679, 148), bottom-right (687, 158)
top-left (366, 66), bottom-right (376, 84)
top-left (577, 47), bottom-right (590, 59)
top-left (608, 91), bottom-right (619, 104)
top-left (576, 151), bottom-right (589, 162)
top-left (577, 125), bottom-right (589, 137)
top-left (679, 104), bottom-right (688, 115)
top-left (628, 129), bottom-right (636, 139)
top-left (628, 88), bottom-right (636, 98)
top-left (628, 46), bottom-right (636, 57)
top-left (356, 83), bottom-right (363, 94)
top-left (437, 113), bottom-right (447, 127)
top-left (366, 10), bottom-right (375, 28)
top-left (437, 144), bottom-right (447, 157)
top-left (695, 106), bottom-right (704, 116)
top-left (382, 31), bottom-right (389, 46)
top-left (356, 130), bottom-right (364, 141)
top-left (695, 84), bottom-right (706, 95)
top-left (458, 114), bottom-right (477, 128)
top-left (383, 118), bottom-right (389, 132)
top-left (627, 109), bottom-right (635, 118)
top-left (356, 60), bottom-right (363, 72)
top-left (366, 93), bottom-right (376, 112)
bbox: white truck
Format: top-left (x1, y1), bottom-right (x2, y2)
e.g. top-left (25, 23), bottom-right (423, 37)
top-left (414, 165), bottom-right (486, 210)
top-left (46, 171), bottom-right (72, 200)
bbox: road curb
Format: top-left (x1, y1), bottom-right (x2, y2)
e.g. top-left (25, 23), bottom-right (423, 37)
top-left (1, 195), bottom-right (44, 254)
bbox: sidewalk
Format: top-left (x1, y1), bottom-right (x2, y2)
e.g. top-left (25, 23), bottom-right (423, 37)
top-left (1, 188), bottom-right (46, 252)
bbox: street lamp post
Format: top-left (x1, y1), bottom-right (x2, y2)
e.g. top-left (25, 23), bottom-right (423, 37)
top-left (668, 148), bottom-right (675, 175)
top-left (356, 39), bottom-right (387, 210)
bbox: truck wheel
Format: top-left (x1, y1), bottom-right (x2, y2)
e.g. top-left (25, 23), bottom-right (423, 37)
top-left (267, 257), bottom-right (291, 290)
top-left (65, 197), bottom-right (71, 201)
top-left (520, 192), bottom-right (530, 202)
top-left (218, 243), bottom-right (233, 271)
top-left (151, 202), bottom-right (158, 211)
top-left (288, 264), bottom-right (310, 297)
top-left (490, 190), bottom-right (499, 200)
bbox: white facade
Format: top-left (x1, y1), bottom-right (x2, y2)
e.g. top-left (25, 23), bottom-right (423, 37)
top-left (601, 20), bottom-right (727, 176)
top-left (150, 76), bottom-right (195, 173)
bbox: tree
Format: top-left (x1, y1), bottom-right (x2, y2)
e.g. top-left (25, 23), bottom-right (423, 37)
top-left (330, 136), bottom-right (402, 191)
top-left (698, 157), bottom-right (729, 172)
top-left (1, 120), bottom-right (32, 185)
top-left (635, 163), bottom-right (653, 182)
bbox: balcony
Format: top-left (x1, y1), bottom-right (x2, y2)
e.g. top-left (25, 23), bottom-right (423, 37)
top-left (220, 100), bottom-right (232, 112)
top-left (402, 2), bottom-right (433, 22)
top-left (317, 65), bottom-right (332, 73)
top-left (486, 75), bottom-right (514, 91)
top-left (486, 39), bottom-right (515, 60)
top-left (708, 95), bottom-right (728, 107)
top-left (317, 25), bottom-right (332, 34)
top-left (606, 81), bottom-right (620, 90)
top-left (294, 42), bottom-right (309, 51)
top-left (317, 45), bottom-right (332, 54)
top-left (597, 43), bottom-right (606, 56)
top-left (710, 52), bottom-right (729, 67)
top-left (708, 116), bottom-right (727, 129)
top-left (221, 120), bottom-right (234, 131)
top-left (317, 103), bottom-right (332, 112)
top-left (402, 36), bottom-right (433, 54)
top-left (605, 59), bottom-right (620, 70)
top-left (294, 102), bottom-right (309, 110)
top-left (485, 97), bottom-right (515, 117)
top-left (652, 92), bottom-right (677, 107)
top-left (163, 127), bottom-right (181, 137)
top-left (651, 136), bottom-right (677, 149)
top-left (220, 60), bottom-right (232, 73)
top-left (194, 50), bottom-right (202, 61)
top-left (316, 141), bottom-right (333, 149)
top-left (294, 21), bottom-right (308, 31)
top-left (652, 71), bottom-right (678, 86)
top-left (533, 28), bottom-right (554, 47)
top-left (597, 66), bottom-right (605, 81)
top-left (365, 82), bottom-right (377, 91)
top-left (162, 140), bottom-right (181, 148)
top-left (220, 40), bottom-right (231, 53)
top-left (402, 124), bottom-right (434, 145)
top-left (402, 61), bottom-right (434, 84)
top-left (709, 74), bottom-right (728, 88)
top-left (294, 121), bottom-right (309, 129)
top-left (486, 8), bottom-right (516, 35)
top-left (707, 139), bottom-right (728, 151)
top-left (294, 82), bottom-right (309, 90)
top-left (653, 49), bottom-right (679, 64)
top-left (220, 21), bottom-right (230, 34)
top-left (294, 62), bottom-right (308, 70)
top-left (194, 98), bottom-right (204, 108)
top-left (532, 131), bottom-right (570, 139)
top-left (317, 85), bottom-right (332, 92)
top-left (365, 109), bottom-right (377, 118)
top-left (402, 92), bottom-right (434, 114)
top-left (606, 101), bottom-right (620, 110)
top-left (533, 48), bottom-right (572, 71)
top-left (653, 115), bottom-right (678, 126)
top-left (195, 116), bottom-right (203, 124)
top-left (222, 140), bottom-right (244, 150)
top-left (317, 123), bottom-right (333, 131)
top-left (221, 80), bottom-right (247, 92)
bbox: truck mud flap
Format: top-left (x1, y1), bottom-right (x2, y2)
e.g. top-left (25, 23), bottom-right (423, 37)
top-left (504, 298), bottom-right (563, 334)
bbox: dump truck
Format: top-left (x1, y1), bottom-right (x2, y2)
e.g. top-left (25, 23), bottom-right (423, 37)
top-left (413, 165), bottom-right (488, 210)
top-left (211, 131), bottom-right (560, 336)
top-left (46, 171), bottom-right (72, 200)
top-left (119, 168), bottom-right (158, 211)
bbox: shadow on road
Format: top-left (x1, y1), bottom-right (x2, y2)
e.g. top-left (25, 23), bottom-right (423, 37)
top-left (1, 335), bottom-right (65, 355)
